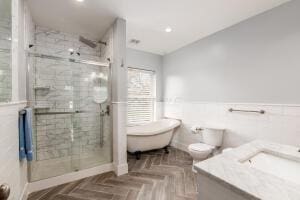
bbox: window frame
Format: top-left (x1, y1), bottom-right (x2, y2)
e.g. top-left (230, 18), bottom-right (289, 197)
top-left (127, 67), bottom-right (156, 126)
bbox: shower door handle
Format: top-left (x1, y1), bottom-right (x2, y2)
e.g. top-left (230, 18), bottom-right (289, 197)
top-left (99, 105), bottom-right (109, 148)
top-left (0, 184), bottom-right (10, 200)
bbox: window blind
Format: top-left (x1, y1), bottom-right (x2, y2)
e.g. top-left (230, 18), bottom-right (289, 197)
top-left (127, 68), bottom-right (156, 125)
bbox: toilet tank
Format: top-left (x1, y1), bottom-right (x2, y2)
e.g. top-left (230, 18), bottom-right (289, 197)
top-left (202, 128), bottom-right (224, 147)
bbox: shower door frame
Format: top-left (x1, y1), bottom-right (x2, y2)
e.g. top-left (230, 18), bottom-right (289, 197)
top-left (26, 51), bottom-right (113, 182)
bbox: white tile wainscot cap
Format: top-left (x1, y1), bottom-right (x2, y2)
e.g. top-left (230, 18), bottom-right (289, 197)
top-left (195, 140), bottom-right (300, 200)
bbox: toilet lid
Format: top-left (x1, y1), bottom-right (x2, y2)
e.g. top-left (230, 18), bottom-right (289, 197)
top-left (189, 143), bottom-right (214, 152)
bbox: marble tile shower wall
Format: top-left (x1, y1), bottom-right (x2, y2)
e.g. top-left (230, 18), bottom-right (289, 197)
top-left (0, 18), bottom-right (12, 102)
top-left (33, 26), bottom-right (102, 61)
top-left (31, 26), bottom-right (110, 161)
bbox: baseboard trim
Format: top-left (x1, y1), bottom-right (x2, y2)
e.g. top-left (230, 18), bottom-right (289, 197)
top-left (26, 163), bottom-right (114, 195)
top-left (20, 183), bottom-right (29, 200)
top-left (170, 141), bottom-right (189, 153)
top-left (113, 163), bottom-right (128, 176)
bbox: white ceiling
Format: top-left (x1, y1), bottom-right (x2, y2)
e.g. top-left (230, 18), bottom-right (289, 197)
top-left (28, 0), bottom-right (290, 55)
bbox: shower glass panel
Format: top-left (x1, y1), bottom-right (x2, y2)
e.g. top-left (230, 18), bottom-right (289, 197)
top-left (0, 0), bottom-right (12, 102)
top-left (28, 53), bottom-right (112, 181)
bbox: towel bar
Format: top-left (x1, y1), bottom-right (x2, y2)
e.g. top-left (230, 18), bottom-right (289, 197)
top-left (229, 108), bottom-right (265, 114)
top-left (34, 111), bottom-right (102, 115)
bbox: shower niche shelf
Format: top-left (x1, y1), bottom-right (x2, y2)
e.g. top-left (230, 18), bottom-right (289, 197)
top-left (33, 105), bottom-right (51, 109)
top-left (34, 85), bottom-right (51, 90)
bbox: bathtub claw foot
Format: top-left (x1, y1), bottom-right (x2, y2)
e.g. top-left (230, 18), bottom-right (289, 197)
top-left (135, 151), bottom-right (141, 160)
top-left (164, 146), bottom-right (169, 154)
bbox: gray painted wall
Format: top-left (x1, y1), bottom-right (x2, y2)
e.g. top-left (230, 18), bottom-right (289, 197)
top-left (163, 0), bottom-right (300, 104)
top-left (127, 48), bottom-right (163, 101)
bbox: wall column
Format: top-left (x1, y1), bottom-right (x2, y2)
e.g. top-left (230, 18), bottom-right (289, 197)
top-left (111, 18), bottom-right (128, 176)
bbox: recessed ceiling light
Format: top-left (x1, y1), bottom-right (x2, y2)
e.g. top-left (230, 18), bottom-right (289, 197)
top-left (165, 27), bottom-right (172, 33)
top-left (76, 0), bottom-right (84, 2)
top-left (68, 48), bottom-right (74, 52)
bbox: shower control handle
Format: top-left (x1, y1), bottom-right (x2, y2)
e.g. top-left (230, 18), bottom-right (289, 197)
top-left (100, 105), bottom-right (110, 116)
top-left (0, 184), bottom-right (10, 200)
top-left (105, 105), bottom-right (110, 116)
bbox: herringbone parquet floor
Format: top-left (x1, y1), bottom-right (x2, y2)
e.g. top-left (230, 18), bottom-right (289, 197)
top-left (28, 147), bottom-right (198, 200)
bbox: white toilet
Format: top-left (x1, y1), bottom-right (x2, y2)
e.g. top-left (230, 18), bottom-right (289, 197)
top-left (188, 128), bottom-right (224, 172)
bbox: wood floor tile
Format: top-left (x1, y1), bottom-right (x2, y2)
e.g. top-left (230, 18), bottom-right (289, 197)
top-left (125, 190), bottom-right (139, 200)
top-left (80, 183), bottom-right (129, 196)
top-left (27, 188), bottom-right (52, 200)
top-left (28, 147), bottom-right (197, 200)
top-left (70, 188), bottom-right (114, 200)
top-left (112, 195), bottom-right (126, 200)
top-left (53, 194), bottom-right (88, 200)
top-left (128, 171), bottom-right (165, 180)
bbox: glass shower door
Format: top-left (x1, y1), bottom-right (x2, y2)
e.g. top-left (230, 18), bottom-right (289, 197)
top-left (28, 53), bottom-right (112, 181)
top-left (71, 62), bottom-right (112, 171)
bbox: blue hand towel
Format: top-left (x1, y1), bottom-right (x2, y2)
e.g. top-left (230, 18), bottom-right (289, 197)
top-left (19, 112), bottom-right (26, 160)
top-left (24, 108), bottom-right (33, 161)
top-left (19, 108), bottom-right (34, 161)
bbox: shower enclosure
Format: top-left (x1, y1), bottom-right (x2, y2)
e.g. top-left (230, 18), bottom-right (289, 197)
top-left (27, 27), bottom-right (112, 181)
top-left (0, 0), bottom-right (12, 103)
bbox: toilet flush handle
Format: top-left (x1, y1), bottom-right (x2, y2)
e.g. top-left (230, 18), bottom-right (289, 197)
top-left (191, 125), bottom-right (203, 133)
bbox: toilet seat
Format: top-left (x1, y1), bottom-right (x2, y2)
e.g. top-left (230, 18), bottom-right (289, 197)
top-left (188, 143), bottom-right (214, 152)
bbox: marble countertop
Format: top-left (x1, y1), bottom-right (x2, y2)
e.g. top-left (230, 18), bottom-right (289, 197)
top-left (195, 140), bottom-right (300, 200)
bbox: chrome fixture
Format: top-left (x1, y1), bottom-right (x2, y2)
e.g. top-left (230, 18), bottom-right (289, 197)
top-left (229, 108), bottom-right (265, 114)
top-left (27, 52), bottom-right (109, 67)
top-left (130, 39), bottom-right (140, 44)
top-left (194, 127), bottom-right (203, 131)
top-left (79, 36), bottom-right (107, 48)
top-left (100, 105), bottom-right (110, 147)
top-left (35, 110), bottom-right (102, 115)
top-left (128, 66), bottom-right (155, 72)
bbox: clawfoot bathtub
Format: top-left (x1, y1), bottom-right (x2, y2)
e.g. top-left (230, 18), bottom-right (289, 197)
top-left (127, 119), bottom-right (181, 159)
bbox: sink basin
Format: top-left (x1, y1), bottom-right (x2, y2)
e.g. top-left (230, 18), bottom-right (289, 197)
top-left (242, 152), bottom-right (300, 185)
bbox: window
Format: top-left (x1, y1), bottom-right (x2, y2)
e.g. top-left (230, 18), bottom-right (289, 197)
top-left (127, 68), bottom-right (156, 125)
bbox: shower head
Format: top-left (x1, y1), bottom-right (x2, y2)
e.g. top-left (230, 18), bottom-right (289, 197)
top-left (79, 36), bottom-right (97, 48)
top-left (79, 36), bottom-right (107, 48)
